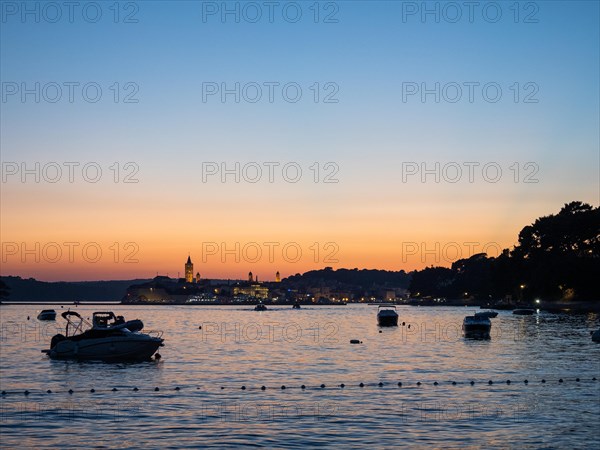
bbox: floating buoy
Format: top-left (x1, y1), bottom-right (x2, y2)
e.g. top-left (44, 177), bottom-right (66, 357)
top-left (175, 387), bottom-right (180, 391)
top-left (340, 383), bottom-right (345, 388)
top-left (402, 322), bottom-right (406, 326)
top-left (559, 378), bottom-right (563, 383)
top-left (470, 381), bottom-right (475, 386)
top-left (593, 377), bottom-right (597, 381)
top-left (433, 381), bottom-right (438, 386)
top-left (378, 382), bottom-right (383, 387)
top-left (541, 379), bottom-right (546, 383)
top-left (416, 382), bottom-right (421, 386)
top-left (320, 384), bottom-right (325, 389)
top-left (576, 378), bottom-right (580, 382)
top-left (27, 316), bottom-right (30, 320)
top-left (221, 386), bottom-right (224, 390)
top-left (154, 387), bottom-right (160, 391)
top-left (397, 382), bottom-right (402, 387)
top-left (241, 386), bottom-right (246, 390)
top-left (47, 389), bottom-right (52, 394)
top-left (24, 390), bottom-right (30, 395)
top-left (301, 385), bottom-right (306, 389)
top-left (488, 380), bottom-right (493, 385)
top-left (452, 381), bottom-right (456, 386)
top-left (154, 353), bottom-right (161, 360)
top-left (1, 391), bottom-right (5, 395)
top-left (350, 339), bottom-right (361, 344)
top-left (359, 383), bottom-right (364, 387)
top-left (90, 389), bottom-right (95, 393)
top-left (281, 385), bottom-right (286, 390)
top-left (506, 380), bottom-right (511, 385)
top-left (261, 386), bottom-right (266, 391)
top-left (198, 325), bottom-right (202, 330)
top-left (133, 387), bottom-right (139, 391)
top-left (68, 389), bottom-right (73, 394)
top-left (379, 330), bottom-right (382, 333)
top-left (112, 388), bottom-right (118, 392)
top-left (524, 380), bottom-right (528, 384)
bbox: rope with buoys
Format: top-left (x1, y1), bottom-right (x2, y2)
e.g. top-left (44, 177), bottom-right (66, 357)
top-left (1, 377), bottom-right (597, 396)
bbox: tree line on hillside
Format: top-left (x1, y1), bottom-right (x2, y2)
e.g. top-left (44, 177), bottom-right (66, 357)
top-left (409, 202), bottom-right (599, 303)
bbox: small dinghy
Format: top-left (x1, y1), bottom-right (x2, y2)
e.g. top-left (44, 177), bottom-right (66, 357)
top-left (475, 310), bottom-right (498, 319)
top-left (37, 309), bottom-right (56, 321)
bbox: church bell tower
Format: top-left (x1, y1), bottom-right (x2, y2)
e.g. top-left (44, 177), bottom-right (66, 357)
top-left (185, 255), bottom-right (193, 283)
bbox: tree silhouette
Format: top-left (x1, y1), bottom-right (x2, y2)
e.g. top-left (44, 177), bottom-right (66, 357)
top-left (407, 202), bottom-right (599, 304)
top-left (0, 280), bottom-right (10, 300)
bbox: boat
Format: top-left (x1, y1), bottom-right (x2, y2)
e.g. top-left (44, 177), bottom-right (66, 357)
top-left (513, 309), bottom-right (535, 315)
top-left (377, 305), bottom-right (399, 327)
top-left (474, 310), bottom-right (498, 319)
top-left (462, 315), bottom-right (491, 339)
top-left (254, 302), bottom-right (267, 311)
top-left (592, 329), bottom-right (600, 343)
top-left (292, 302), bottom-right (301, 309)
top-left (37, 309), bottom-right (56, 321)
top-left (42, 311), bottom-right (163, 362)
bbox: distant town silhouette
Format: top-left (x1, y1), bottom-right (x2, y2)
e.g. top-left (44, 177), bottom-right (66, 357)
top-left (1, 202), bottom-right (598, 312)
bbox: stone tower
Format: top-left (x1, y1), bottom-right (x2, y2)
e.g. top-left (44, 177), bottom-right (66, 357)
top-left (185, 255), bottom-right (193, 283)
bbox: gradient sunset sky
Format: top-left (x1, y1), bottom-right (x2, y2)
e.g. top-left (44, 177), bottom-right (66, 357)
top-left (1, 1), bottom-right (598, 281)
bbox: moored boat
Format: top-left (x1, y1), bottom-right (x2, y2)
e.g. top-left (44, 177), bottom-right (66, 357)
top-left (377, 305), bottom-right (399, 327)
top-left (42, 311), bottom-right (163, 362)
top-left (463, 315), bottom-right (491, 339)
top-left (254, 302), bottom-right (267, 311)
top-left (475, 310), bottom-right (498, 319)
top-left (37, 309), bottom-right (56, 321)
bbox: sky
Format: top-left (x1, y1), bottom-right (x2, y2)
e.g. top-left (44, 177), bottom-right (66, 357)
top-left (1, 0), bottom-right (599, 281)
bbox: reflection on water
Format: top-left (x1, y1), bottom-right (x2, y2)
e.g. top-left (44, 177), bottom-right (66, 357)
top-left (1, 304), bottom-right (599, 448)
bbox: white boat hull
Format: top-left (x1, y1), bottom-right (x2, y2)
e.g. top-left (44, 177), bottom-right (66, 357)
top-left (47, 334), bottom-right (162, 362)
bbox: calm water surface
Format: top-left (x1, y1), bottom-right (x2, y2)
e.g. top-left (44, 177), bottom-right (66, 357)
top-left (1, 304), bottom-right (599, 448)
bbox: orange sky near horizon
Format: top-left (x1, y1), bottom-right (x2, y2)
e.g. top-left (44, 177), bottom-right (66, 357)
top-left (1, 175), bottom-right (590, 282)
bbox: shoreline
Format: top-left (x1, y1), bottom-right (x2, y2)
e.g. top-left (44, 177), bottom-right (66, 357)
top-left (2, 300), bottom-right (598, 314)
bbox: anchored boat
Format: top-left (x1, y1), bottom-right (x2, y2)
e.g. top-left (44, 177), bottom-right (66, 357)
top-left (463, 315), bottom-right (492, 339)
top-left (377, 305), bottom-right (399, 327)
top-left (475, 310), bottom-right (498, 319)
top-left (37, 309), bottom-right (57, 321)
top-left (42, 311), bottom-right (163, 362)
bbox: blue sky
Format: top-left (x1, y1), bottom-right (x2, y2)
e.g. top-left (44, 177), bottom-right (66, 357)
top-left (1, 1), bottom-right (599, 280)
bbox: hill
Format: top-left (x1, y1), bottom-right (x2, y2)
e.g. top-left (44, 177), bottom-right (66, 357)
top-left (0, 276), bottom-right (153, 302)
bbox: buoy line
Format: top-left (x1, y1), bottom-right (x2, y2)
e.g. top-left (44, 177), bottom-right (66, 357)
top-left (1, 377), bottom-right (597, 397)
